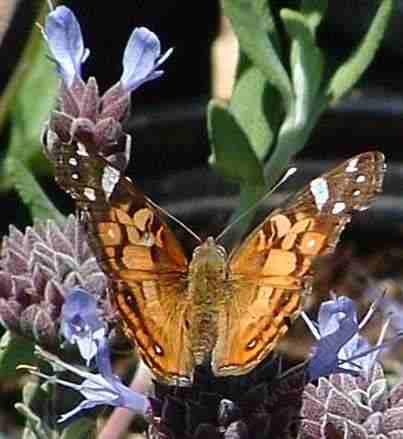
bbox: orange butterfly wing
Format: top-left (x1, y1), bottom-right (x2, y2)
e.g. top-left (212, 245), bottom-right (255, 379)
top-left (54, 142), bottom-right (195, 385)
top-left (212, 151), bottom-right (385, 376)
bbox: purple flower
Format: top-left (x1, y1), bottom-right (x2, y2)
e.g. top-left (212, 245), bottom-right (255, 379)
top-left (61, 288), bottom-right (106, 365)
top-left (27, 343), bottom-right (151, 423)
top-left (44, 6), bottom-right (89, 86)
top-left (43, 6), bottom-right (171, 94)
top-left (304, 295), bottom-right (388, 381)
top-left (120, 27), bottom-right (173, 93)
top-left (31, 288), bottom-right (152, 422)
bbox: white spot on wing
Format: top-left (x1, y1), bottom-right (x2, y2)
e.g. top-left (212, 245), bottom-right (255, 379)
top-left (154, 344), bottom-right (163, 355)
top-left (71, 173), bottom-right (79, 180)
top-left (310, 178), bottom-right (329, 211)
top-left (68, 157), bottom-right (78, 166)
top-left (332, 202), bottom-right (346, 214)
top-left (353, 190), bottom-right (361, 197)
top-left (84, 187), bottom-right (96, 201)
top-left (247, 339), bottom-right (257, 349)
top-left (346, 158), bottom-right (359, 173)
top-left (76, 143), bottom-right (89, 157)
top-left (356, 175), bottom-right (366, 183)
top-left (102, 165), bottom-right (120, 200)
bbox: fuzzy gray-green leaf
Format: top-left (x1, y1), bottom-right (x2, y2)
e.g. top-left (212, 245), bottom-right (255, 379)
top-left (5, 157), bottom-right (64, 224)
top-left (0, 331), bottom-right (35, 379)
top-left (230, 53), bottom-right (281, 161)
top-left (327, 0), bottom-right (394, 102)
top-left (281, 8), bottom-right (324, 126)
top-left (253, 0), bottom-right (280, 52)
top-left (300, 0), bottom-right (328, 33)
top-left (8, 41), bottom-right (58, 170)
top-left (16, 402), bottom-right (51, 439)
top-left (208, 100), bottom-right (265, 187)
top-left (223, 0), bottom-right (293, 113)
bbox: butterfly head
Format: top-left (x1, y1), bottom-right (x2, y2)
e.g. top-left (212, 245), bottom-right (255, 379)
top-left (190, 237), bottom-right (227, 278)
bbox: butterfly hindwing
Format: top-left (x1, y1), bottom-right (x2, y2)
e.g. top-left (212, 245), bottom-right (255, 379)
top-left (212, 151), bottom-right (385, 376)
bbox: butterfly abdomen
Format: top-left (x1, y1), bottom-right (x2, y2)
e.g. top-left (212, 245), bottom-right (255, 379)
top-left (188, 237), bottom-right (227, 364)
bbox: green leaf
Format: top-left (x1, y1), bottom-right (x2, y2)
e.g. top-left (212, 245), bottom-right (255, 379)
top-left (208, 100), bottom-right (265, 187)
top-left (22, 380), bottom-right (45, 410)
top-left (8, 40), bottom-right (59, 168)
top-left (327, 0), bottom-right (394, 102)
top-left (300, 0), bottom-right (328, 33)
top-left (281, 8), bottom-right (324, 126)
top-left (263, 108), bottom-right (299, 189)
top-left (16, 401), bottom-right (51, 439)
top-left (5, 157), bottom-right (64, 224)
top-left (0, 1), bottom-right (49, 133)
top-left (230, 52), bottom-right (281, 160)
top-left (223, 0), bottom-right (293, 113)
top-left (61, 418), bottom-right (95, 439)
top-left (0, 331), bottom-right (35, 378)
top-left (253, 0), bottom-right (281, 52)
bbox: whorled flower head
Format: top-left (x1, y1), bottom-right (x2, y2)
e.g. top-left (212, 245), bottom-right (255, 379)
top-left (0, 215), bottom-right (108, 345)
top-left (300, 363), bottom-right (403, 438)
top-left (42, 5), bottom-right (172, 173)
top-left (148, 360), bottom-right (307, 439)
top-left (42, 74), bottom-right (133, 173)
top-left (299, 294), bottom-right (403, 438)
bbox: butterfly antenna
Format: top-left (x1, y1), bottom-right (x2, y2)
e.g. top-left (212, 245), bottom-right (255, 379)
top-left (216, 167), bottom-right (297, 243)
top-left (145, 197), bottom-right (202, 243)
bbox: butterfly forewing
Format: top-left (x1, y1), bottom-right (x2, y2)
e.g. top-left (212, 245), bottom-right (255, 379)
top-left (212, 151), bottom-right (385, 376)
top-left (54, 141), bottom-right (195, 385)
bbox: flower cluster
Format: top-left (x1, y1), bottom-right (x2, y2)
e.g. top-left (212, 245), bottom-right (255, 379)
top-left (7, 4), bottom-right (403, 439)
top-left (28, 288), bottom-right (151, 423)
top-left (28, 285), bottom-right (399, 438)
top-left (0, 215), bottom-right (107, 345)
top-left (300, 363), bottom-right (403, 438)
top-left (42, 5), bottom-right (171, 172)
top-left (298, 295), bottom-right (403, 438)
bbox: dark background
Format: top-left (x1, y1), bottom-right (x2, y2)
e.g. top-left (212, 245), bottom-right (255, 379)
top-left (0, 0), bottom-right (403, 236)
top-left (1, 1), bottom-right (403, 177)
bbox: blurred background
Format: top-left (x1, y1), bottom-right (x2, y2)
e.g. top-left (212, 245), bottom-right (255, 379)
top-left (1, 0), bottom-right (403, 436)
top-left (1, 0), bottom-right (403, 339)
top-left (1, 0), bottom-right (403, 175)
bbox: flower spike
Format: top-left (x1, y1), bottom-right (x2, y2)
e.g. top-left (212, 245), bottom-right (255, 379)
top-left (44, 6), bottom-right (89, 86)
top-left (120, 27), bottom-right (173, 93)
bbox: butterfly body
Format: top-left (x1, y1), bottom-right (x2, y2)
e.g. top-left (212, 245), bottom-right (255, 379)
top-left (187, 237), bottom-right (227, 364)
top-left (43, 132), bottom-right (385, 385)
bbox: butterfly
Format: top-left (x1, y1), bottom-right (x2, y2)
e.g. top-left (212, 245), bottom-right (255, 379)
top-left (47, 142), bottom-right (385, 386)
